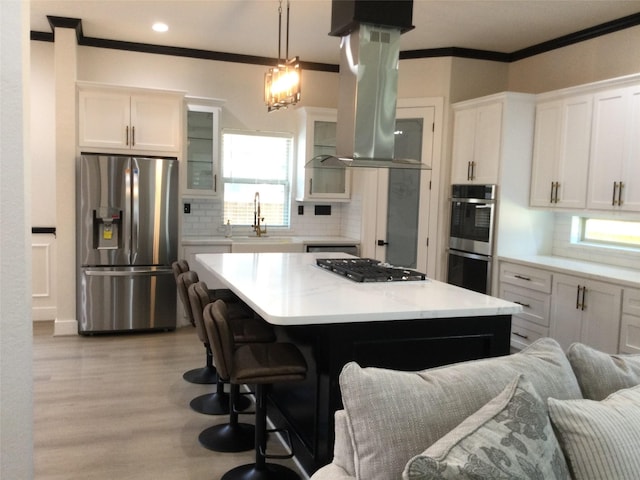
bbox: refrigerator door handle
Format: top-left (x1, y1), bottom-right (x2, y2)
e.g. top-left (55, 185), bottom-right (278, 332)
top-left (131, 162), bottom-right (140, 264)
top-left (124, 164), bottom-right (132, 263)
top-left (84, 267), bottom-right (173, 277)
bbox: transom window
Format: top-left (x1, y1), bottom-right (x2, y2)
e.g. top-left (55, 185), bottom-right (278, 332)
top-left (578, 217), bottom-right (640, 249)
top-left (222, 130), bottom-right (292, 228)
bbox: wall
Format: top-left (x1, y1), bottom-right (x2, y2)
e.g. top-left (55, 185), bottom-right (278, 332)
top-left (508, 25), bottom-right (640, 93)
top-left (1, 1), bottom-right (33, 477)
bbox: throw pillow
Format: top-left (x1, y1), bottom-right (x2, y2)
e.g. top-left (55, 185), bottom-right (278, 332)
top-left (567, 342), bottom-right (640, 400)
top-left (338, 337), bottom-right (582, 480)
top-left (403, 375), bottom-right (570, 480)
top-left (548, 384), bottom-right (640, 480)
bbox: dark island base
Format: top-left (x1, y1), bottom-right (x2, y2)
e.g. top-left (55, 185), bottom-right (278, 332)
top-left (266, 314), bottom-right (512, 477)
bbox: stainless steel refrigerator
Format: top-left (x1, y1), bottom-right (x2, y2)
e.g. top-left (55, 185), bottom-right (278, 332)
top-left (77, 153), bottom-right (179, 334)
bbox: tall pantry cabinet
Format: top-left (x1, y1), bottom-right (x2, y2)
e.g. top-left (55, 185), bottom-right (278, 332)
top-left (450, 92), bottom-right (553, 270)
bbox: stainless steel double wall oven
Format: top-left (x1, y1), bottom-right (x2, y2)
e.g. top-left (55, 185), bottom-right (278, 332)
top-left (447, 184), bottom-right (497, 294)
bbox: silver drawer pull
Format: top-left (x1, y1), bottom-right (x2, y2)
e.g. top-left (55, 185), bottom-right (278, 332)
top-left (513, 332), bottom-right (529, 339)
top-left (514, 274), bottom-right (531, 281)
top-left (514, 301), bottom-right (531, 308)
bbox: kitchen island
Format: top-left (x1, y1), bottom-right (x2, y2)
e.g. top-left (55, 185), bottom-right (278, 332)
top-left (195, 252), bottom-right (521, 475)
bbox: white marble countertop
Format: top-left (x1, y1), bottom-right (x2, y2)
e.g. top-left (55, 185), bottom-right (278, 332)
top-left (183, 235), bottom-right (360, 246)
top-left (498, 255), bottom-right (640, 288)
top-left (196, 252), bottom-right (522, 326)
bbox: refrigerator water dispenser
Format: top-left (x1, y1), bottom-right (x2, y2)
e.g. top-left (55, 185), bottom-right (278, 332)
top-left (92, 208), bottom-right (122, 250)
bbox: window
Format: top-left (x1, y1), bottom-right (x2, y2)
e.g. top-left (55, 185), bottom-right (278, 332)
top-left (578, 217), bottom-right (640, 248)
top-left (222, 130), bottom-right (293, 228)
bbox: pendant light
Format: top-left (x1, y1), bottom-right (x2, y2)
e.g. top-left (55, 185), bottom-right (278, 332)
top-left (264, 0), bottom-right (301, 112)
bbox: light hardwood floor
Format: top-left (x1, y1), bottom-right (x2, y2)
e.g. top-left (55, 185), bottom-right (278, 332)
top-left (33, 322), bottom-right (304, 480)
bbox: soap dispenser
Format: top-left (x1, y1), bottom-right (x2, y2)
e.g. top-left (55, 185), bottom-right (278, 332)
top-left (225, 219), bottom-right (233, 238)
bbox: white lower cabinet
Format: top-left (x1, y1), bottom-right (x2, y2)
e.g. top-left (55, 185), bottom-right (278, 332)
top-left (619, 288), bottom-right (640, 354)
top-left (550, 273), bottom-right (621, 354)
top-left (499, 261), bottom-right (626, 353)
top-left (499, 263), bottom-right (551, 350)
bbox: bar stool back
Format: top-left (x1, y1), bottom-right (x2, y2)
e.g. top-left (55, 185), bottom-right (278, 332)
top-left (206, 300), bottom-right (308, 480)
top-left (173, 264), bottom-right (218, 385)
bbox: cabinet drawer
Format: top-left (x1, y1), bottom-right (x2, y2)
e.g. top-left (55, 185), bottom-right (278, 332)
top-left (499, 262), bottom-right (552, 293)
top-left (499, 283), bottom-right (550, 327)
top-left (619, 313), bottom-right (640, 354)
top-left (623, 288), bottom-right (640, 316)
top-left (511, 316), bottom-right (549, 350)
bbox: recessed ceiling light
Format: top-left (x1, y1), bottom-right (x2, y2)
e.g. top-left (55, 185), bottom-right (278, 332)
top-left (152, 22), bottom-right (169, 33)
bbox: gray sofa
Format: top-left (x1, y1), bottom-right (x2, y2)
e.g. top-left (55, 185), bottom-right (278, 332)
top-left (310, 338), bottom-right (640, 480)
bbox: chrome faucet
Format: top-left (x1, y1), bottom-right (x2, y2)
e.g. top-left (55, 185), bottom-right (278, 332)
top-left (252, 191), bottom-right (267, 237)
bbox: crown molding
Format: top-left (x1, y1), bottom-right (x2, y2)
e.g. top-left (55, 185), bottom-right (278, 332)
top-left (31, 11), bottom-right (640, 67)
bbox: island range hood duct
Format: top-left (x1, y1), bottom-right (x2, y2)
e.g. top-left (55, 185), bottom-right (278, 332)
top-left (316, 0), bottom-right (427, 169)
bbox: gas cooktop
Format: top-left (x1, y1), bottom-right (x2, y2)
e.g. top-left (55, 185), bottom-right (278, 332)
top-left (316, 258), bottom-right (426, 283)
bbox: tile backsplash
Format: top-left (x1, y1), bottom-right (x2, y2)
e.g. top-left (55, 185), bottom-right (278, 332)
top-left (182, 197), bottom-right (344, 237)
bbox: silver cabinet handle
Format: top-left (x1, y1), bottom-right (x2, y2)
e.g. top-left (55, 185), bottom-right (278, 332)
top-left (132, 126), bottom-right (135, 146)
top-left (467, 161), bottom-right (472, 181)
top-left (125, 125), bottom-right (129, 146)
top-left (513, 331), bottom-right (529, 339)
top-left (550, 181), bottom-right (555, 203)
top-left (581, 286), bottom-right (587, 311)
top-left (214, 174), bottom-right (217, 193)
top-left (613, 181), bottom-right (619, 206)
top-left (309, 178), bottom-right (313, 195)
top-left (514, 274), bottom-right (531, 281)
top-left (576, 285), bottom-right (581, 309)
top-left (471, 161), bottom-right (476, 181)
top-left (514, 301), bottom-right (531, 308)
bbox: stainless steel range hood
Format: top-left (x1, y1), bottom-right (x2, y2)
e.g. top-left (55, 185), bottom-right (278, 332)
top-left (310, 0), bottom-right (427, 170)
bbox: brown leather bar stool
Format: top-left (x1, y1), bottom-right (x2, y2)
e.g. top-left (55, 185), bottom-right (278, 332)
top-left (173, 260), bottom-right (217, 384)
top-left (206, 300), bottom-right (307, 480)
top-left (173, 259), bottom-right (256, 385)
top-left (188, 279), bottom-right (267, 416)
top-left (194, 281), bottom-right (277, 451)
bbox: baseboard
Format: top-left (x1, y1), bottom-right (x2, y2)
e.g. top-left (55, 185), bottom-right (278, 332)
top-left (54, 318), bottom-right (78, 336)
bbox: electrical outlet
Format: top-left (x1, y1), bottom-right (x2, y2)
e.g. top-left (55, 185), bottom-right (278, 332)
top-left (298, 205), bottom-right (304, 215)
top-left (183, 203), bottom-right (191, 214)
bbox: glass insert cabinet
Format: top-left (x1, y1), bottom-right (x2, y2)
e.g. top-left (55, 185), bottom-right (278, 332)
top-left (296, 107), bottom-right (351, 201)
top-left (183, 97), bottom-right (224, 197)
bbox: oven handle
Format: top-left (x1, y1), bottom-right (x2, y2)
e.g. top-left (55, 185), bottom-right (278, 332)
top-left (450, 197), bottom-right (496, 204)
top-left (447, 249), bottom-right (491, 261)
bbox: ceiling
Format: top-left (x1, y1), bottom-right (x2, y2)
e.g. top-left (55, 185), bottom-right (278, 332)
top-left (30, 1), bottom-right (640, 65)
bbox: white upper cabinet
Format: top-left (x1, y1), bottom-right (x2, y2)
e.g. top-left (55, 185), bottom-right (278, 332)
top-left (451, 100), bottom-right (502, 184)
top-left (182, 98), bottom-right (223, 197)
top-left (529, 95), bottom-right (592, 208)
top-left (296, 107), bottom-right (351, 201)
top-left (588, 85), bottom-right (640, 211)
top-left (78, 85), bottom-right (182, 153)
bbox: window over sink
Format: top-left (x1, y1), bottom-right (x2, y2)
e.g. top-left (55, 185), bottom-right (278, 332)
top-left (222, 130), bottom-right (293, 228)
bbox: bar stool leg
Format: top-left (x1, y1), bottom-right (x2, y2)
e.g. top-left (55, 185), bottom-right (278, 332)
top-left (182, 345), bottom-right (218, 384)
top-left (198, 383), bottom-right (254, 452)
top-left (221, 384), bottom-right (301, 480)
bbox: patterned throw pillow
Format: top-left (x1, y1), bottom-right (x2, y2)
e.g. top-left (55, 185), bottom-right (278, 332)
top-left (403, 375), bottom-right (570, 480)
top-left (548, 384), bottom-right (640, 480)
